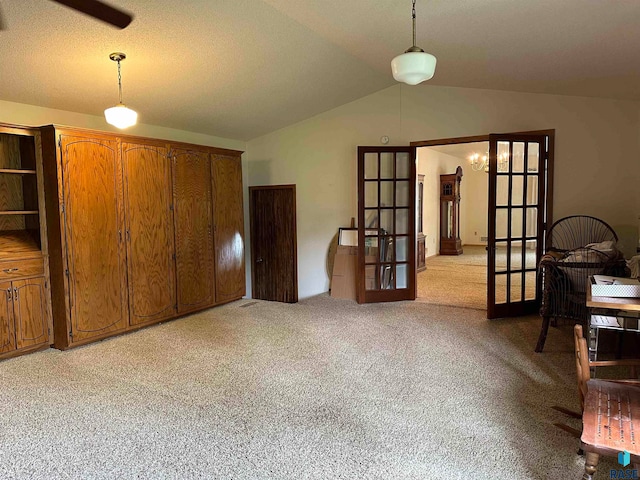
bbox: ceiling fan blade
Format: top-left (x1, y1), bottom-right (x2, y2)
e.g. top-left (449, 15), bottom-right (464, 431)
top-left (50, 0), bottom-right (133, 29)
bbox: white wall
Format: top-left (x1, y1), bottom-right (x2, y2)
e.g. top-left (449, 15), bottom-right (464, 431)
top-left (247, 84), bottom-right (640, 299)
top-left (462, 164), bottom-right (488, 245)
top-left (0, 99), bottom-right (246, 151)
top-left (417, 148), bottom-right (465, 256)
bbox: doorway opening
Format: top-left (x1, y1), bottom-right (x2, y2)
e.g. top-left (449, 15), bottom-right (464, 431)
top-left (411, 131), bottom-right (554, 317)
top-left (416, 141), bottom-right (491, 310)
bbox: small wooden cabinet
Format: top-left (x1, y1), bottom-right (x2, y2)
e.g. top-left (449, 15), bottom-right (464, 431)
top-left (41, 126), bottom-right (245, 349)
top-left (0, 278), bottom-right (49, 353)
top-left (0, 125), bottom-right (52, 360)
top-left (439, 166), bottom-right (463, 255)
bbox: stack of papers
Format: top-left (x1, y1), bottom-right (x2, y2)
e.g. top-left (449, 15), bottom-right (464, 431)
top-left (590, 315), bottom-right (621, 327)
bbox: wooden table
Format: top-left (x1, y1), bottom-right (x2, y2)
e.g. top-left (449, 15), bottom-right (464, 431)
top-left (586, 289), bottom-right (640, 366)
top-left (586, 290), bottom-right (640, 312)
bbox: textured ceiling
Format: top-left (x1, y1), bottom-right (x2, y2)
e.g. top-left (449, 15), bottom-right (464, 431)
top-left (0, 0), bottom-right (638, 141)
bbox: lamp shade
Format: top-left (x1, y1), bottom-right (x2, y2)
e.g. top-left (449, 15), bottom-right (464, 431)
top-left (391, 51), bottom-right (437, 85)
top-left (104, 103), bottom-right (138, 129)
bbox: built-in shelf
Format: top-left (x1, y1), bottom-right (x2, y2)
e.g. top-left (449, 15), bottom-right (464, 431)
top-left (0, 229), bottom-right (41, 258)
top-left (0, 169), bottom-right (37, 174)
top-left (0, 210), bottom-right (39, 215)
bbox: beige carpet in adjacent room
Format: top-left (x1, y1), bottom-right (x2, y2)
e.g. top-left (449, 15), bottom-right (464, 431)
top-left (417, 245), bottom-right (536, 310)
top-left (0, 294), bottom-right (608, 479)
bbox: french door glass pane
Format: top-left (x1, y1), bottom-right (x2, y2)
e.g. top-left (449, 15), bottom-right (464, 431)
top-left (526, 176), bottom-right (538, 205)
top-left (365, 153), bottom-right (378, 179)
top-left (396, 153), bottom-right (410, 179)
top-left (396, 208), bottom-right (409, 234)
top-left (380, 209), bottom-right (394, 233)
top-left (497, 141), bottom-right (510, 172)
top-left (525, 271), bottom-right (537, 300)
top-left (525, 240), bottom-right (538, 269)
top-left (396, 181), bottom-right (409, 207)
top-left (497, 176), bottom-right (509, 206)
top-left (365, 210), bottom-right (379, 229)
top-left (527, 143), bottom-right (539, 173)
top-left (495, 274), bottom-right (507, 304)
top-left (510, 273), bottom-right (522, 302)
top-left (512, 142), bottom-right (525, 173)
top-left (511, 176), bottom-right (524, 206)
top-left (526, 207), bottom-right (538, 237)
top-left (512, 243), bottom-right (523, 270)
top-left (380, 181), bottom-right (394, 207)
top-left (496, 209), bottom-right (508, 239)
top-left (365, 182), bottom-right (378, 207)
top-left (396, 237), bottom-right (408, 262)
top-left (396, 264), bottom-right (408, 288)
top-left (381, 153), bottom-right (394, 179)
top-left (496, 244), bottom-right (508, 271)
top-left (511, 208), bottom-right (523, 238)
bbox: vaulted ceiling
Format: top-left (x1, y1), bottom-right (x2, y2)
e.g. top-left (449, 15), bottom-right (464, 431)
top-left (1, 1), bottom-right (638, 141)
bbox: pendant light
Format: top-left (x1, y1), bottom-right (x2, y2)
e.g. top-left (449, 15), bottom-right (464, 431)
top-left (104, 52), bottom-right (138, 129)
top-left (391, 0), bottom-right (437, 85)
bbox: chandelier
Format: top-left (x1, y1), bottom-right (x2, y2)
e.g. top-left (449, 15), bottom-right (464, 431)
top-left (469, 152), bottom-right (509, 173)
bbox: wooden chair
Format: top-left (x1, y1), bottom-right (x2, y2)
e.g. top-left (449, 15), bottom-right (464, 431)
top-left (573, 325), bottom-right (640, 479)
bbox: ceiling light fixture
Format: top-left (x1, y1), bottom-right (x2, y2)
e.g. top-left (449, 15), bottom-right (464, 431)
top-left (104, 52), bottom-right (138, 129)
top-left (391, 0), bottom-right (437, 85)
top-left (469, 152), bottom-right (509, 173)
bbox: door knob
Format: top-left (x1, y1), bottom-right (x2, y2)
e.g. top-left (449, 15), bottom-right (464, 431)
top-left (256, 258), bottom-right (263, 263)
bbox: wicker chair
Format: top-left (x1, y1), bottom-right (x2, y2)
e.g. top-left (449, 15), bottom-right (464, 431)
top-left (534, 215), bottom-right (629, 352)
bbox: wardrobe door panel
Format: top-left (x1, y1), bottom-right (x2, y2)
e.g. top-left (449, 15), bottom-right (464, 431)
top-left (122, 143), bottom-right (177, 325)
top-left (212, 154), bottom-right (245, 303)
top-left (60, 135), bottom-right (128, 342)
top-left (172, 149), bottom-right (214, 313)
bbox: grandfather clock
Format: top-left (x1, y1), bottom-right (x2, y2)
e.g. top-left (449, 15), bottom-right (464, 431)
top-left (439, 166), bottom-right (463, 255)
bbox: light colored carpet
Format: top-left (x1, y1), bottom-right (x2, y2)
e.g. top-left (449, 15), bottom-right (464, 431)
top-left (417, 245), bottom-right (537, 311)
top-left (0, 295), bottom-right (612, 479)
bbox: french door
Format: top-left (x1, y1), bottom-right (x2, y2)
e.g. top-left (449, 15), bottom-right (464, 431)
top-left (487, 134), bottom-right (549, 318)
top-left (357, 147), bottom-right (416, 303)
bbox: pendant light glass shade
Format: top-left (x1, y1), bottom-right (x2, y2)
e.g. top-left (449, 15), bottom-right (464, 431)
top-left (104, 103), bottom-right (138, 129)
top-left (392, 0), bottom-right (436, 85)
top-left (391, 50), bottom-right (437, 85)
top-left (105, 52), bottom-right (137, 129)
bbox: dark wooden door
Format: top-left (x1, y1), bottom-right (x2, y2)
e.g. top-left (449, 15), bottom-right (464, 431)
top-left (13, 277), bottom-right (48, 350)
top-left (172, 148), bottom-right (215, 313)
top-left (357, 147), bottom-right (417, 303)
top-left (212, 154), bottom-right (246, 303)
top-left (487, 134), bottom-right (548, 318)
top-left (60, 135), bottom-right (128, 343)
top-left (250, 185), bottom-right (297, 303)
top-left (122, 142), bottom-right (177, 326)
top-left (0, 280), bottom-right (15, 353)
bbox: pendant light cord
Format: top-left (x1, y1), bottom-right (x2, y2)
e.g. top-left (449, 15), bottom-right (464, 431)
top-left (117, 59), bottom-right (123, 104)
top-left (412, 0), bottom-right (417, 47)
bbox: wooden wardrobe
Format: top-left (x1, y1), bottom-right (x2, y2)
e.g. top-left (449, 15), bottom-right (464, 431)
top-left (40, 126), bottom-right (245, 349)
